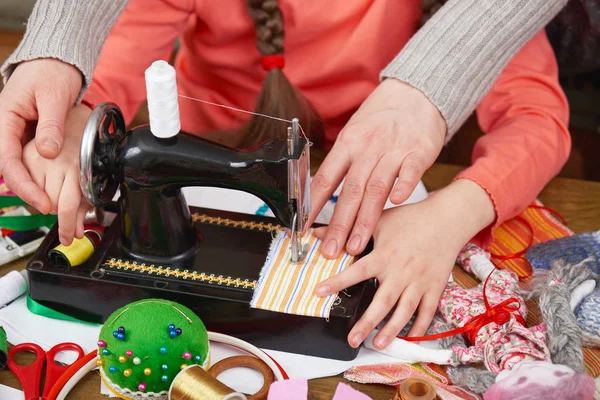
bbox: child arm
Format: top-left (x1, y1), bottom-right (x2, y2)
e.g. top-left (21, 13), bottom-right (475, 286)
top-left (456, 31), bottom-right (571, 248)
top-left (83, 0), bottom-right (195, 122)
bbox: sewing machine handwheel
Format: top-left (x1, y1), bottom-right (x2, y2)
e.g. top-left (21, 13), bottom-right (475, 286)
top-left (79, 102), bottom-right (126, 208)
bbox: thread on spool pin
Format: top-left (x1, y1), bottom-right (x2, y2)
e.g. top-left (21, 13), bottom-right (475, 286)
top-left (169, 365), bottom-right (247, 400)
top-left (145, 60), bottom-right (181, 138)
top-left (0, 326), bottom-right (7, 370)
top-left (395, 377), bottom-right (437, 400)
top-left (0, 270), bottom-right (27, 308)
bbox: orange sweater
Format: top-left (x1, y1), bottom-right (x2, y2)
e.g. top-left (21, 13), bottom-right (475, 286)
top-left (84, 0), bottom-right (570, 247)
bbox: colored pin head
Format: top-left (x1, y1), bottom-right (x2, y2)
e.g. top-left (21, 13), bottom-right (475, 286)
top-left (97, 340), bottom-right (107, 348)
top-left (168, 324), bottom-right (182, 339)
top-left (113, 326), bottom-right (126, 341)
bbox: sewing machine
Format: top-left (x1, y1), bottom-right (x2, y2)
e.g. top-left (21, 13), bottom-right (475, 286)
top-left (26, 102), bottom-right (376, 361)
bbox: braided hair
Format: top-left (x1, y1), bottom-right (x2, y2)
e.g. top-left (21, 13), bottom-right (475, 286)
top-left (240, 0), bottom-right (323, 148)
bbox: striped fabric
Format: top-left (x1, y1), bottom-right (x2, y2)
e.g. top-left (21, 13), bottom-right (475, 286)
top-left (451, 200), bottom-right (600, 377)
top-left (250, 229), bottom-right (353, 319)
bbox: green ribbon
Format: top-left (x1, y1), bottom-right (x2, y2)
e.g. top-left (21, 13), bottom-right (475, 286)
top-left (0, 326), bottom-right (7, 370)
top-left (0, 196), bottom-right (57, 230)
top-left (26, 294), bottom-right (100, 326)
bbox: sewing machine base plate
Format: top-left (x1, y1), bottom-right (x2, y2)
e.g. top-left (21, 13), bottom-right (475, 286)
top-left (27, 207), bottom-right (375, 361)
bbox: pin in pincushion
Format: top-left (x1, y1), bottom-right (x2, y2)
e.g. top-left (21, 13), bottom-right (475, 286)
top-left (97, 299), bottom-right (210, 399)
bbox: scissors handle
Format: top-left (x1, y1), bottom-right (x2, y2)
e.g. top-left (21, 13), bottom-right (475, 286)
top-left (8, 343), bottom-right (45, 400)
top-left (43, 342), bottom-right (85, 398)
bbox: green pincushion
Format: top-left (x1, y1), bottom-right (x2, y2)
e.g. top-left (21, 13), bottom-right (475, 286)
top-left (97, 299), bottom-right (209, 397)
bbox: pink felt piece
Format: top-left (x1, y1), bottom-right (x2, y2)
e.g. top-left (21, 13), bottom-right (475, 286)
top-left (332, 382), bottom-right (372, 400)
top-left (267, 379), bottom-right (371, 400)
top-left (267, 379), bottom-right (308, 400)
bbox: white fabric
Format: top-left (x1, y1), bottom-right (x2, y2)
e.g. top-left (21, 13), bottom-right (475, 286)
top-left (363, 330), bottom-right (453, 365)
top-left (571, 279), bottom-right (596, 312)
top-left (0, 384), bottom-right (22, 400)
top-left (182, 178), bottom-right (429, 222)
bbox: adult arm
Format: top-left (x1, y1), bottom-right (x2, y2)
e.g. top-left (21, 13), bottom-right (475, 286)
top-left (381, 0), bottom-right (569, 139)
top-left (312, 0), bottom-right (570, 259)
top-left (0, 0), bottom-right (128, 212)
top-left (1, 0), bottom-right (130, 100)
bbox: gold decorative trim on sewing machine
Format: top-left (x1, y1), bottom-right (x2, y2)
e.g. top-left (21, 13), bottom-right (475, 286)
top-left (191, 213), bottom-right (284, 232)
top-left (102, 258), bottom-right (258, 289)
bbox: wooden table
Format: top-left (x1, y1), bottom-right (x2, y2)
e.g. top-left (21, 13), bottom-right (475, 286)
top-left (1, 163), bottom-right (599, 399)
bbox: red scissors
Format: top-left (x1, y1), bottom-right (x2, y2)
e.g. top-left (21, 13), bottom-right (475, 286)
top-left (8, 342), bottom-right (84, 400)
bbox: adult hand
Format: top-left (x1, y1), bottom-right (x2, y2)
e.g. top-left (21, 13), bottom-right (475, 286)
top-left (0, 59), bottom-right (82, 213)
top-left (309, 78), bottom-right (446, 258)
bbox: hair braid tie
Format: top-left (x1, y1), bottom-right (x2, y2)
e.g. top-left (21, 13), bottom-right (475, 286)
top-left (261, 55), bottom-right (285, 71)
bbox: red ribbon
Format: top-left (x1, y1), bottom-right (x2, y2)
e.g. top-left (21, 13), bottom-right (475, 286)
top-left (489, 215), bottom-right (534, 279)
top-left (489, 206), bottom-right (568, 279)
top-left (260, 55), bottom-right (285, 71)
top-left (400, 269), bottom-right (524, 345)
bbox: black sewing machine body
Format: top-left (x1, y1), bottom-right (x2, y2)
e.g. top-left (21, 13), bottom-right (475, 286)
top-left (26, 104), bottom-right (376, 361)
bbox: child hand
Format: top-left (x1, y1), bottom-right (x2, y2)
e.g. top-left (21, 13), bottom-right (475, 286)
top-left (315, 179), bottom-right (496, 349)
top-left (22, 104), bottom-right (93, 245)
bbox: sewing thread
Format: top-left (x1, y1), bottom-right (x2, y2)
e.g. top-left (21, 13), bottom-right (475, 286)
top-left (169, 365), bottom-right (246, 400)
top-left (0, 270), bottom-right (27, 309)
top-left (178, 95), bottom-right (310, 141)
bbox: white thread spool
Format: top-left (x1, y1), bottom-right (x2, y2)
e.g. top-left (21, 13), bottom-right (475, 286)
top-left (0, 270), bottom-right (27, 308)
top-left (145, 60), bottom-right (181, 138)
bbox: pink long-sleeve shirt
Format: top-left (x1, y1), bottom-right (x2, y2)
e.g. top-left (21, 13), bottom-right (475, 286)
top-left (83, 0), bottom-right (570, 247)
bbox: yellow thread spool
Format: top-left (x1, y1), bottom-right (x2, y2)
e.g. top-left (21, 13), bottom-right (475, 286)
top-left (395, 377), bottom-right (437, 400)
top-left (169, 365), bottom-right (246, 400)
top-left (48, 232), bottom-right (97, 268)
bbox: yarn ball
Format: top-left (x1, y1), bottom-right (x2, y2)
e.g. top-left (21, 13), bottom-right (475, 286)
top-left (97, 299), bottom-right (209, 399)
top-left (526, 230), bottom-right (600, 272)
top-left (527, 230), bottom-right (600, 347)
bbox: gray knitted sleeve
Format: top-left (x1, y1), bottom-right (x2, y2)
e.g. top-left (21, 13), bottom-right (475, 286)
top-left (381, 0), bottom-right (568, 141)
top-left (0, 0), bottom-right (129, 102)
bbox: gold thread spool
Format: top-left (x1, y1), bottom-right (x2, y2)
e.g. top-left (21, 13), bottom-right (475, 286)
top-left (395, 377), bottom-right (437, 400)
top-left (169, 365), bottom-right (247, 400)
top-left (48, 232), bottom-right (97, 268)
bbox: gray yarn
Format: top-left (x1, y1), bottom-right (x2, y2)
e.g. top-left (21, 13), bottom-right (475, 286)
top-left (529, 258), bottom-right (596, 373)
top-left (447, 365), bottom-right (497, 395)
top-left (427, 315), bottom-right (497, 395)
